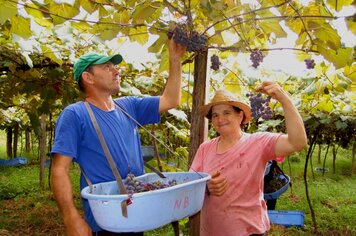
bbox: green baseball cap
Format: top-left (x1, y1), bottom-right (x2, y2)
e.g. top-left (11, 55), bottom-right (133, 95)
top-left (73, 53), bottom-right (123, 82)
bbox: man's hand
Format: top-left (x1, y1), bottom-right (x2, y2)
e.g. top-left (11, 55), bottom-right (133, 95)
top-left (255, 81), bottom-right (288, 102)
top-left (207, 171), bottom-right (228, 196)
top-left (168, 38), bottom-right (186, 60)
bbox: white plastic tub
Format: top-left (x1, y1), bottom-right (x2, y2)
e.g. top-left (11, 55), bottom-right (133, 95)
top-left (81, 172), bottom-right (211, 232)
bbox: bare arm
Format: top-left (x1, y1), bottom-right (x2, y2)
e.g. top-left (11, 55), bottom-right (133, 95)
top-left (51, 154), bottom-right (92, 236)
top-left (256, 81), bottom-right (308, 157)
top-left (159, 39), bottom-right (186, 112)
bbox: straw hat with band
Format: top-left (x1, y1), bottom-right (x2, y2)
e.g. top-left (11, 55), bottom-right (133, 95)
top-left (200, 90), bottom-right (252, 124)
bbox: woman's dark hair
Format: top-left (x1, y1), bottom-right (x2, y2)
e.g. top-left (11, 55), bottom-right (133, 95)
top-left (207, 106), bottom-right (246, 124)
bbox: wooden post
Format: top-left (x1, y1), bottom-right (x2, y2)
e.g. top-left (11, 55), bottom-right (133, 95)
top-left (6, 126), bottom-right (13, 158)
top-left (13, 123), bottom-right (19, 157)
top-left (39, 114), bottom-right (47, 190)
top-left (189, 50), bottom-right (209, 236)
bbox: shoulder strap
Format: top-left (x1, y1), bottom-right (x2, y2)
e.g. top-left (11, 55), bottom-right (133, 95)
top-left (84, 102), bottom-right (129, 218)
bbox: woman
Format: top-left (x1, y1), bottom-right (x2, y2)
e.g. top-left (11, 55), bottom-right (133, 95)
top-left (190, 81), bottom-right (307, 236)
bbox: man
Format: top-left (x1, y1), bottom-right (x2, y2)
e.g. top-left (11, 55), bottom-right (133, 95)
top-left (51, 39), bottom-right (186, 236)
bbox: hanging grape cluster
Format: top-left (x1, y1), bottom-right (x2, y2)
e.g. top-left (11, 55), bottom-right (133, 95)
top-left (168, 25), bottom-right (208, 52)
top-left (304, 59), bottom-right (315, 69)
top-left (210, 54), bottom-right (221, 71)
top-left (246, 93), bottom-right (273, 120)
top-left (124, 173), bottom-right (178, 195)
top-left (250, 50), bottom-right (264, 68)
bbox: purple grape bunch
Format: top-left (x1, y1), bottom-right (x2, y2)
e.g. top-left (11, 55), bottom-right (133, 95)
top-left (250, 50), bottom-right (264, 68)
top-left (168, 25), bottom-right (207, 52)
top-left (210, 54), bottom-right (221, 71)
top-left (246, 93), bottom-right (273, 120)
top-left (304, 59), bottom-right (315, 69)
top-left (124, 173), bottom-right (177, 194)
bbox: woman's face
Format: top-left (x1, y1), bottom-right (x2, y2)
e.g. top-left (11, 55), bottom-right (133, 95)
top-left (211, 104), bottom-right (244, 135)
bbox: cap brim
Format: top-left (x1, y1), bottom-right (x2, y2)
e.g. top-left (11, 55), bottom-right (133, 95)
top-left (93, 54), bottom-right (123, 65)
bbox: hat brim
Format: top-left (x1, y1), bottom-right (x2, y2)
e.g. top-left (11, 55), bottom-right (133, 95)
top-left (199, 101), bottom-right (252, 124)
top-left (92, 54), bottom-right (123, 65)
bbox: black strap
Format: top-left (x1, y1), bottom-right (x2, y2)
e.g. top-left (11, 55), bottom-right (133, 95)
top-left (113, 101), bottom-right (167, 179)
top-left (84, 102), bottom-right (129, 218)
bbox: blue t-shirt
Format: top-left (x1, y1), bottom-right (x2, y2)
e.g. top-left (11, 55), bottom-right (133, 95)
top-left (51, 96), bottom-right (160, 232)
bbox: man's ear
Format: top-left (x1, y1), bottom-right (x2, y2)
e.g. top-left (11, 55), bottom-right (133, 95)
top-left (82, 71), bottom-right (95, 86)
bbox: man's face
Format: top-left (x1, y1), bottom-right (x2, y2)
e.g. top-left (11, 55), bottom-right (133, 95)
top-left (86, 61), bottom-right (121, 94)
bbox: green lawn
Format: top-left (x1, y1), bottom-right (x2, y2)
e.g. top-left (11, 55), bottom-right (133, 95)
top-left (0, 130), bottom-right (355, 235)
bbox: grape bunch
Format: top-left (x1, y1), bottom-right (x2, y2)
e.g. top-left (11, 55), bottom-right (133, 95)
top-left (168, 25), bottom-right (207, 52)
top-left (210, 54), bottom-right (221, 71)
top-left (124, 173), bottom-right (177, 195)
top-left (250, 50), bottom-right (264, 68)
top-left (246, 93), bottom-right (273, 120)
top-left (304, 59), bottom-right (315, 69)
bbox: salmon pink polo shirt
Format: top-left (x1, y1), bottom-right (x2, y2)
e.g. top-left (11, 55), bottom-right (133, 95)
top-left (190, 132), bottom-right (282, 236)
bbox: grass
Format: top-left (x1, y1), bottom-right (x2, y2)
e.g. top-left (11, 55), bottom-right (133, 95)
top-left (0, 129), bottom-right (355, 235)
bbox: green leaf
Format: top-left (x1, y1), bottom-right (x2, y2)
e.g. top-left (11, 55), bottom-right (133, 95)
top-left (148, 34), bottom-right (166, 53)
top-left (113, 10), bottom-right (130, 24)
top-left (209, 32), bottom-right (225, 46)
top-left (49, 2), bottom-right (80, 25)
top-left (158, 45), bottom-right (169, 72)
top-left (258, 20), bottom-right (287, 38)
top-left (25, 3), bottom-right (53, 27)
top-left (10, 15), bottom-right (32, 39)
top-left (326, 0), bottom-right (354, 11)
top-left (316, 99), bottom-right (334, 113)
top-left (314, 23), bottom-right (341, 50)
top-left (345, 16), bottom-right (356, 35)
top-left (93, 19), bottom-right (120, 41)
top-left (317, 45), bottom-right (353, 69)
top-left (131, 2), bottom-right (161, 22)
top-left (71, 21), bottom-right (92, 31)
top-left (129, 26), bottom-right (149, 45)
top-left (41, 45), bottom-right (63, 65)
top-left (295, 31), bottom-right (308, 47)
top-left (79, 0), bottom-right (96, 14)
top-left (0, 0), bottom-right (17, 25)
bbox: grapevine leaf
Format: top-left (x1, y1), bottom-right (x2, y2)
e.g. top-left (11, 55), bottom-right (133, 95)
top-left (317, 45), bottom-right (353, 69)
top-left (131, 2), bottom-right (161, 22)
top-left (49, 2), bottom-right (80, 25)
top-left (343, 64), bottom-right (356, 82)
top-left (129, 26), bottom-right (149, 45)
top-left (148, 34), bottom-right (166, 53)
top-left (0, 0), bottom-right (17, 25)
top-left (314, 23), bottom-right (341, 50)
top-left (25, 3), bottom-right (53, 27)
top-left (316, 99), bottom-right (334, 113)
top-left (40, 45), bottom-right (63, 65)
top-left (113, 10), bottom-right (130, 24)
top-left (10, 15), bottom-right (32, 39)
top-left (71, 21), bottom-right (92, 31)
top-left (93, 19), bottom-right (120, 41)
top-left (158, 45), bottom-right (169, 72)
top-left (345, 16), bottom-right (356, 35)
top-left (99, 4), bottom-right (110, 18)
top-left (326, 0), bottom-right (354, 11)
top-left (79, 0), bottom-right (96, 14)
top-left (209, 33), bottom-right (225, 46)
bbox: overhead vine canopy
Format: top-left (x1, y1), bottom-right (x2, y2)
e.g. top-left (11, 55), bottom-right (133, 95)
top-left (1, 0), bottom-right (355, 67)
top-left (0, 0), bottom-right (355, 129)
